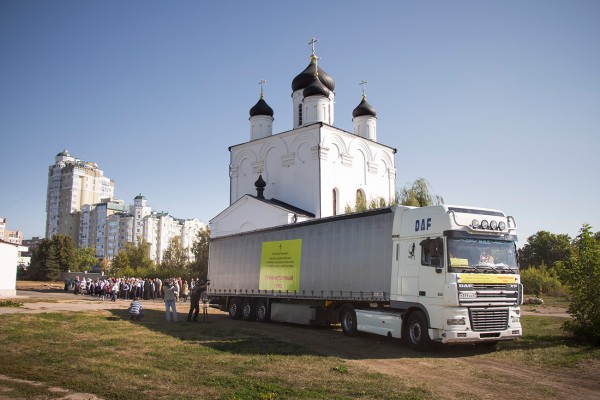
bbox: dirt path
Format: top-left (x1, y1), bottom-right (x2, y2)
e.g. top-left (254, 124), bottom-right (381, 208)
top-left (2, 290), bottom-right (599, 400)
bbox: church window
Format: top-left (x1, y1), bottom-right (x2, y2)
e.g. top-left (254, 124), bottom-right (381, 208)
top-left (298, 104), bottom-right (303, 126)
top-left (356, 189), bottom-right (366, 212)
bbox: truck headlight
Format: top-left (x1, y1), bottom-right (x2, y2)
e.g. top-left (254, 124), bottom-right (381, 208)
top-left (512, 317), bottom-right (520, 323)
top-left (447, 318), bottom-right (466, 326)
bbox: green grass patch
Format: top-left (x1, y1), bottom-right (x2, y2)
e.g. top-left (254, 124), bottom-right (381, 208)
top-left (0, 300), bottom-right (23, 307)
top-left (0, 310), bottom-right (434, 400)
top-left (489, 315), bottom-right (600, 367)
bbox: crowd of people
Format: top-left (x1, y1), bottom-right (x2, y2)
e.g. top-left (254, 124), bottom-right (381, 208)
top-left (64, 276), bottom-right (202, 302)
top-left (63, 276), bottom-right (210, 322)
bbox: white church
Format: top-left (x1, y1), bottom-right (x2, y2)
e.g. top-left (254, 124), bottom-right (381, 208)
top-left (210, 40), bottom-right (397, 237)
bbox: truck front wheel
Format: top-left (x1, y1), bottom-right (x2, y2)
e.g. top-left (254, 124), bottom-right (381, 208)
top-left (228, 298), bottom-right (241, 320)
top-left (406, 312), bottom-right (433, 352)
top-left (340, 306), bottom-right (358, 337)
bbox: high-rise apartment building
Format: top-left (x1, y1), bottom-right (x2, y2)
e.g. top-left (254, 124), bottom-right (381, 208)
top-left (46, 150), bottom-right (115, 242)
top-left (0, 217), bottom-right (23, 245)
top-left (79, 200), bottom-right (129, 258)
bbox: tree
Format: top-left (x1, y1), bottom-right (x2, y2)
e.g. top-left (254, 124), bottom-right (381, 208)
top-left (399, 178), bottom-right (443, 207)
top-left (125, 241), bottom-right (155, 272)
top-left (52, 234), bottom-right (78, 272)
top-left (110, 241), bottom-right (155, 277)
top-left (518, 231), bottom-right (572, 269)
top-left (74, 247), bottom-right (97, 271)
top-left (558, 224), bottom-right (600, 344)
top-left (111, 249), bottom-right (131, 277)
top-left (190, 227), bottom-right (210, 279)
top-left (28, 235), bottom-right (79, 280)
top-left (161, 236), bottom-right (189, 276)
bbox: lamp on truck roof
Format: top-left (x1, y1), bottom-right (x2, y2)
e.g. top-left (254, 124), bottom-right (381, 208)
top-left (471, 218), bottom-right (507, 231)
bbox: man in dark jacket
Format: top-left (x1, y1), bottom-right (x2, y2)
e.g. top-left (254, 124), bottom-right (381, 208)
top-left (187, 280), bottom-right (208, 322)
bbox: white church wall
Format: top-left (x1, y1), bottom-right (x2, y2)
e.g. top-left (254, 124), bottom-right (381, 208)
top-left (320, 126), bottom-right (396, 215)
top-left (230, 125), bottom-right (321, 216)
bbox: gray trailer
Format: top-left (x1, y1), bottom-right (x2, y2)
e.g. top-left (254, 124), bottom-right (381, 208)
top-left (208, 208), bottom-right (394, 326)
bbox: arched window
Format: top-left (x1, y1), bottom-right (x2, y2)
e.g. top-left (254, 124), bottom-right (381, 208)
top-left (298, 104), bottom-right (303, 126)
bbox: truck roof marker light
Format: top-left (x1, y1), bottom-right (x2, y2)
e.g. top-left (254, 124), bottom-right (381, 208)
top-left (498, 221), bottom-right (506, 231)
top-left (472, 219), bottom-right (480, 229)
top-left (490, 220), bottom-right (498, 230)
top-left (481, 220), bottom-right (489, 229)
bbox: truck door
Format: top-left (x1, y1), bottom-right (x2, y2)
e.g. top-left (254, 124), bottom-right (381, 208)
top-left (418, 237), bottom-right (445, 326)
top-left (397, 239), bottom-right (419, 301)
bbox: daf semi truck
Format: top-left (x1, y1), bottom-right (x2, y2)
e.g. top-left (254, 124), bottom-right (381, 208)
top-left (207, 205), bottom-right (522, 351)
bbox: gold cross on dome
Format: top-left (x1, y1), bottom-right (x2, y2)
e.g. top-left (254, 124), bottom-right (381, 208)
top-left (359, 80), bottom-right (368, 99)
top-left (308, 36), bottom-right (318, 56)
top-left (259, 79), bottom-right (266, 99)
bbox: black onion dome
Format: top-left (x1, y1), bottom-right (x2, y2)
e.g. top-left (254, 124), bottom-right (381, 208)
top-left (255, 174), bottom-right (266, 189)
top-left (352, 98), bottom-right (377, 118)
top-left (303, 75), bottom-right (331, 98)
top-left (249, 98), bottom-right (274, 117)
top-left (292, 59), bottom-right (335, 92)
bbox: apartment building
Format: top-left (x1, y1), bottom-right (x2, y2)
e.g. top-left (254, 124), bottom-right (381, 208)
top-left (46, 150), bottom-right (114, 242)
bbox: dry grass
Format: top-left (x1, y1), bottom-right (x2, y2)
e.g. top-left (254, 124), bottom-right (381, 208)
top-left (0, 308), bottom-right (433, 400)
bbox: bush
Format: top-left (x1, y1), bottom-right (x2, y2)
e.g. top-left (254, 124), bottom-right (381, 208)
top-left (558, 224), bottom-right (600, 344)
top-left (521, 266), bottom-right (566, 297)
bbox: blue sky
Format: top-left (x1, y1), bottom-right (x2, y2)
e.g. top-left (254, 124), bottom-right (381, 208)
top-left (1, 0), bottom-right (599, 245)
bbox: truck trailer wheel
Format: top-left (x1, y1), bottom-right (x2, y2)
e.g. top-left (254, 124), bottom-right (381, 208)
top-left (228, 298), bottom-right (241, 320)
top-left (242, 299), bottom-right (256, 321)
top-left (406, 312), bottom-right (433, 352)
top-left (340, 306), bottom-right (358, 337)
top-left (256, 299), bottom-right (270, 323)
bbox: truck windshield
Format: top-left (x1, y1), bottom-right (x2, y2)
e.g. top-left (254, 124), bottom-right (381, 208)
top-left (447, 238), bottom-right (518, 273)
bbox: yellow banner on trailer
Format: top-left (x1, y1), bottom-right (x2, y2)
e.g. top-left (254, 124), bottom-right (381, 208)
top-left (458, 274), bottom-right (518, 284)
top-left (259, 239), bottom-right (302, 291)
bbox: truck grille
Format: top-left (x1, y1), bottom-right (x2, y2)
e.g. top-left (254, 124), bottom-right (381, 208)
top-left (469, 308), bottom-right (508, 331)
top-left (458, 283), bottom-right (521, 306)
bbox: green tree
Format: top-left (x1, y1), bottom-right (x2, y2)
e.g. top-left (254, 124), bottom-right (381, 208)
top-left (28, 235), bottom-right (79, 280)
top-left (111, 249), bottom-right (131, 277)
top-left (190, 227), bottom-right (210, 279)
top-left (518, 231), bottom-right (572, 269)
top-left (399, 178), bottom-right (443, 207)
top-left (161, 236), bottom-right (189, 276)
top-left (110, 241), bottom-right (155, 277)
top-left (74, 247), bottom-right (98, 271)
top-left (558, 224), bottom-right (600, 344)
top-left (52, 234), bottom-right (77, 272)
top-left (125, 241), bottom-right (155, 272)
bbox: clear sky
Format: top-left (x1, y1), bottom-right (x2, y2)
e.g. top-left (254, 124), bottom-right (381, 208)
top-left (1, 0), bottom-right (598, 246)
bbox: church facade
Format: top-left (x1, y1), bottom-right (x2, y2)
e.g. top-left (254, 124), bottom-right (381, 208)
top-left (211, 41), bottom-right (397, 237)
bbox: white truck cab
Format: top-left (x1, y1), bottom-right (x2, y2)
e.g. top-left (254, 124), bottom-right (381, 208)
top-left (383, 205), bottom-right (522, 349)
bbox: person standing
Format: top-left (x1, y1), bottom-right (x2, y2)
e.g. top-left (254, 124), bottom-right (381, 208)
top-left (181, 280), bottom-right (189, 302)
top-left (187, 280), bottom-right (208, 322)
top-left (163, 281), bottom-right (178, 322)
top-left (110, 280), bottom-right (119, 302)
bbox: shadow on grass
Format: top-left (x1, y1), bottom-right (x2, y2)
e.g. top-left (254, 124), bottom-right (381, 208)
top-left (105, 307), bottom-right (536, 360)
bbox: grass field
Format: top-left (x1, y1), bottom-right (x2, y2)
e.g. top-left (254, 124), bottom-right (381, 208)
top-left (0, 308), bottom-right (433, 400)
top-left (1, 284), bottom-right (599, 399)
